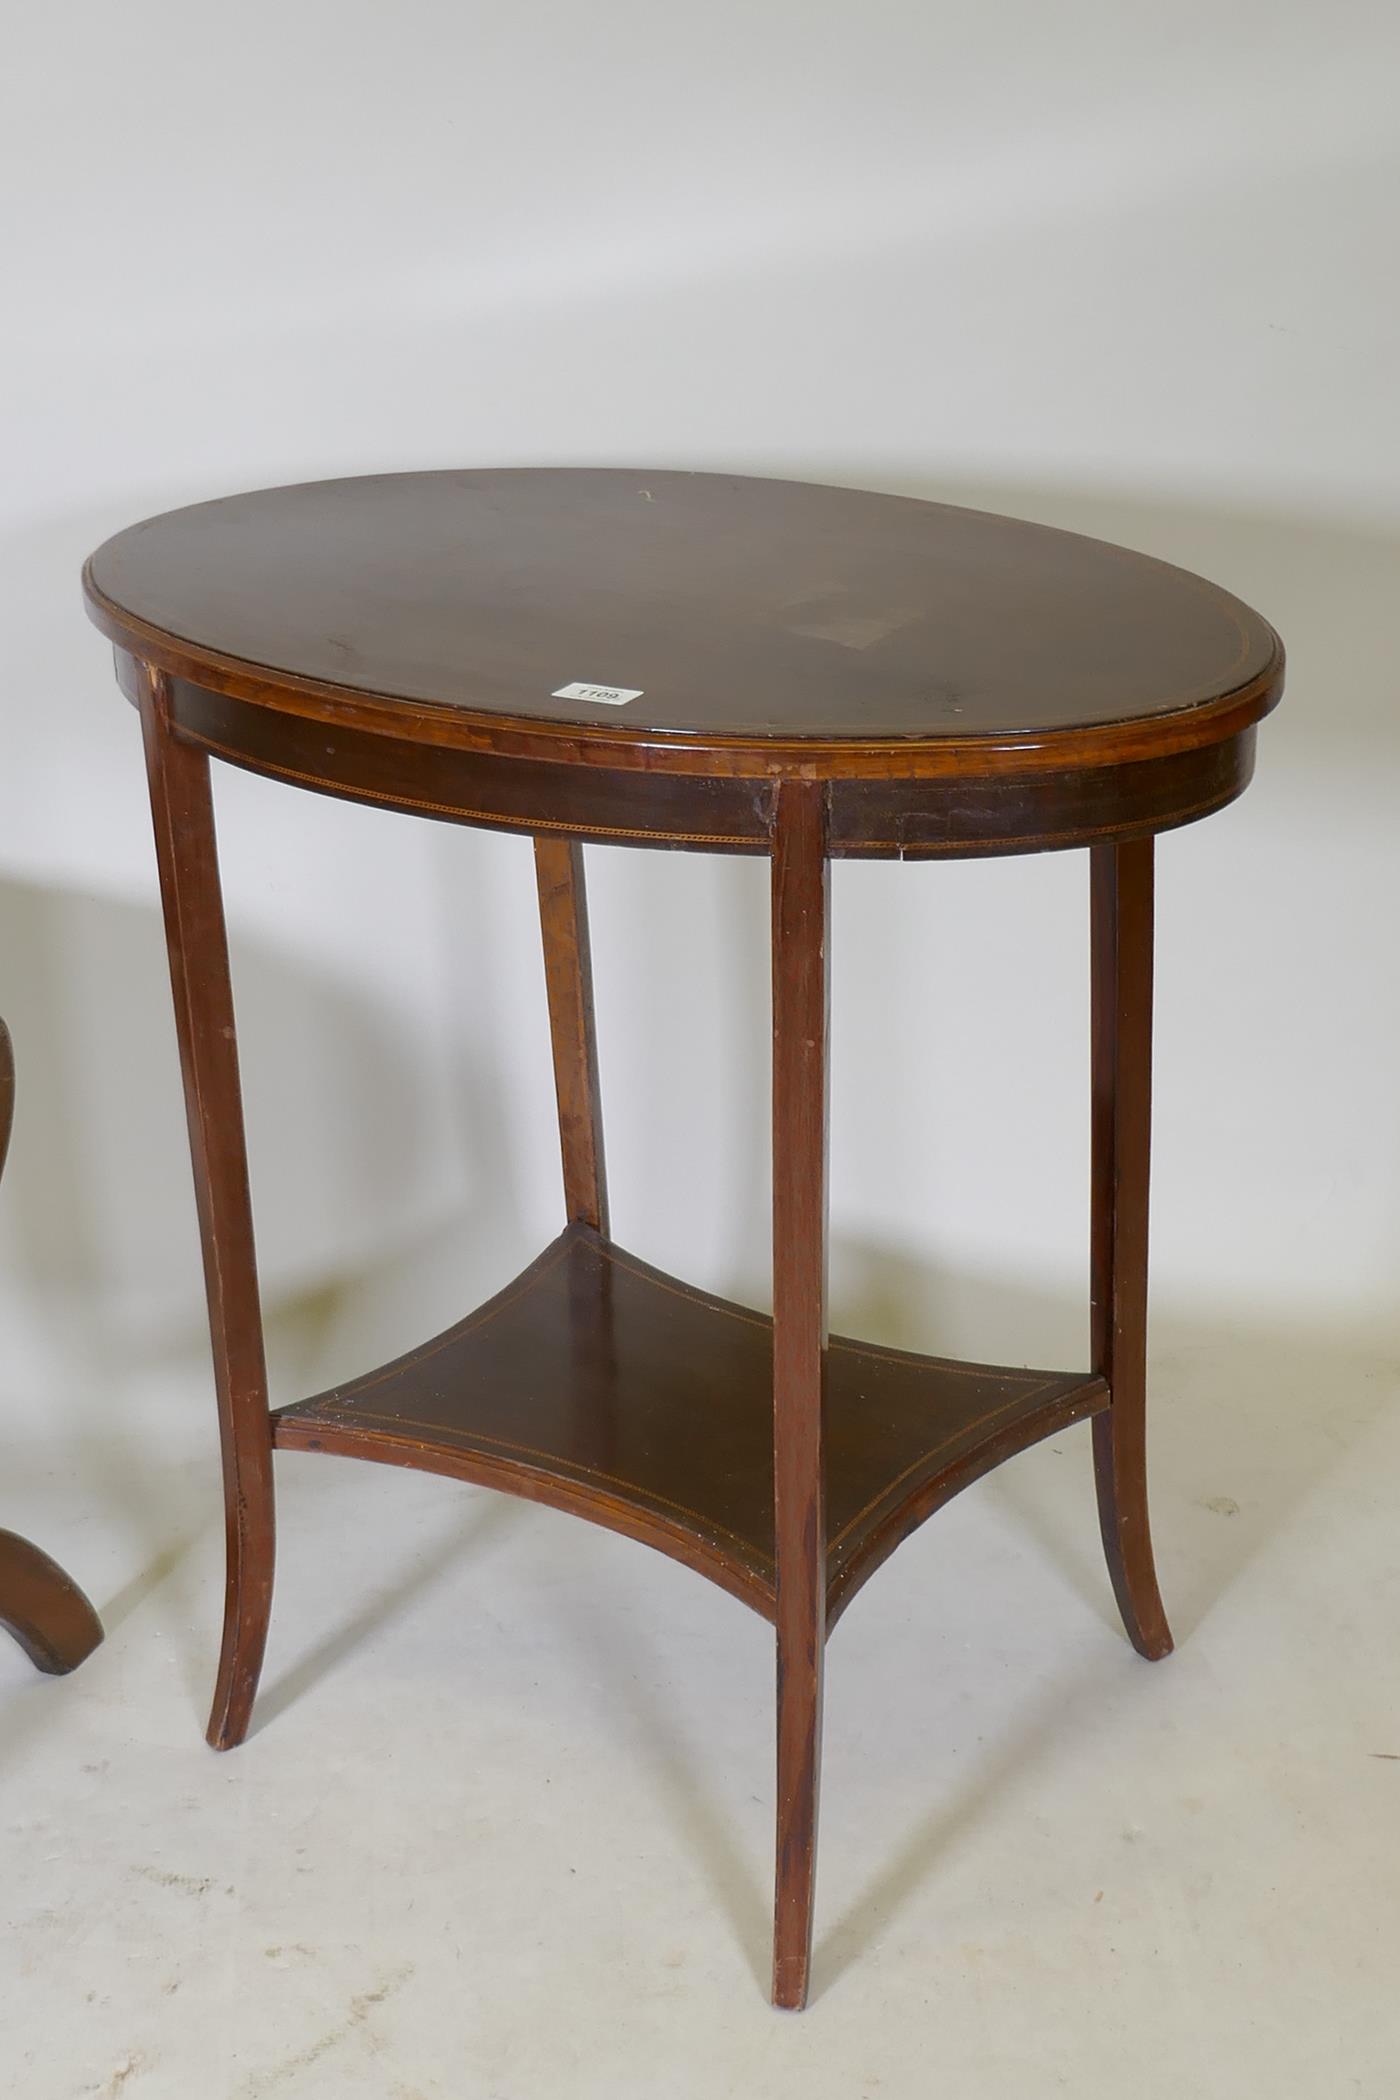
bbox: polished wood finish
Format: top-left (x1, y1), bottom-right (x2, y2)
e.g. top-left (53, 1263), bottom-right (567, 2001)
top-left (0, 1016), bottom-right (13, 1184)
top-left (769, 780), bottom-right (830, 2009)
top-left (84, 473), bottom-right (1283, 869)
top-left (84, 469), bottom-right (1278, 742)
top-left (0, 1529), bottom-right (104, 1675)
top-left (534, 838), bottom-right (608, 1234)
top-left (0, 1020), bottom-right (104, 1676)
top-left (1090, 841), bottom-right (1173, 1658)
top-left (85, 468), bottom-right (1282, 2006)
top-left (138, 668), bottom-right (275, 1748)
top-left (145, 674), bottom-right (1258, 864)
top-left (273, 1226), bottom-right (1105, 1619)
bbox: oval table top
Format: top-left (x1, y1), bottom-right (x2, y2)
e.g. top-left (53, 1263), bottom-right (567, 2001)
top-left (84, 469), bottom-right (1281, 763)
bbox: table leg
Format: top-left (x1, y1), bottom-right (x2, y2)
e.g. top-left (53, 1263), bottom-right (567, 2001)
top-left (534, 838), bottom-right (608, 1235)
top-left (0, 1026), bottom-right (104, 1675)
top-left (1090, 839), bottom-right (1173, 1660)
top-left (0, 1529), bottom-right (104, 1674)
top-left (140, 668), bottom-right (276, 1748)
top-left (770, 781), bottom-right (829, 2009)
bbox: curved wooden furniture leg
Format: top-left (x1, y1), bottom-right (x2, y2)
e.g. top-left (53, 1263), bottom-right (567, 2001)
top-left (140, 668), bottom-right (275, 1748)
top-left (1090, 840), bottom-right (1173, 1661)
top-left (0, 1024), bottom-right (104, 1676)
top-left (534, 838), bottom-right (608, 1234)
top-left (770, 782), bottom-right (829, 2009)
top-left (0, 1529), bottom-right (104, 1674)
top-left (0, 1014), bottom-right (15, 1182)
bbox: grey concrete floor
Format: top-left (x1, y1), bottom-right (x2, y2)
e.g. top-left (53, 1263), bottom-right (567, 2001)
top-left (4, 1313), bottom-right (1399, 2098)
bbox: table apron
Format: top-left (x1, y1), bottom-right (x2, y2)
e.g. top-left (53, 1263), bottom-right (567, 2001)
top-left (153, 670), bottom-right (1257, 859)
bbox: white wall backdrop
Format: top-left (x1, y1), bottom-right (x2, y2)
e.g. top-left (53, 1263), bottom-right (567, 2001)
top-left (1, 0), bottom-right (1397, 1433)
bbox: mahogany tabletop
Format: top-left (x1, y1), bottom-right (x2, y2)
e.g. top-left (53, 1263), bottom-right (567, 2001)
top-left (83, 468), bottom-right (1281, 764)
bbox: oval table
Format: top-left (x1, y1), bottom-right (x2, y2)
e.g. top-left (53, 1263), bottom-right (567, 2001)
top-left (83, 469), bottom-right (1282, 2008)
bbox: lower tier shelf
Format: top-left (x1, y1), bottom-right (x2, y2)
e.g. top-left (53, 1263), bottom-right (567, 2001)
top-left (272, 1226), bottom-right (1108, 1623)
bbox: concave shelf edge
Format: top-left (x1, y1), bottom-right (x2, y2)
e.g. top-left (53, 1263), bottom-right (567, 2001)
top-left (270, 1227), bottom-right (1110, 1627)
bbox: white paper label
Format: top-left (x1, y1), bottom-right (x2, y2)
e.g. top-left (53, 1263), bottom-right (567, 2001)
top-left (552, 681), bottom-right (643, 707)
